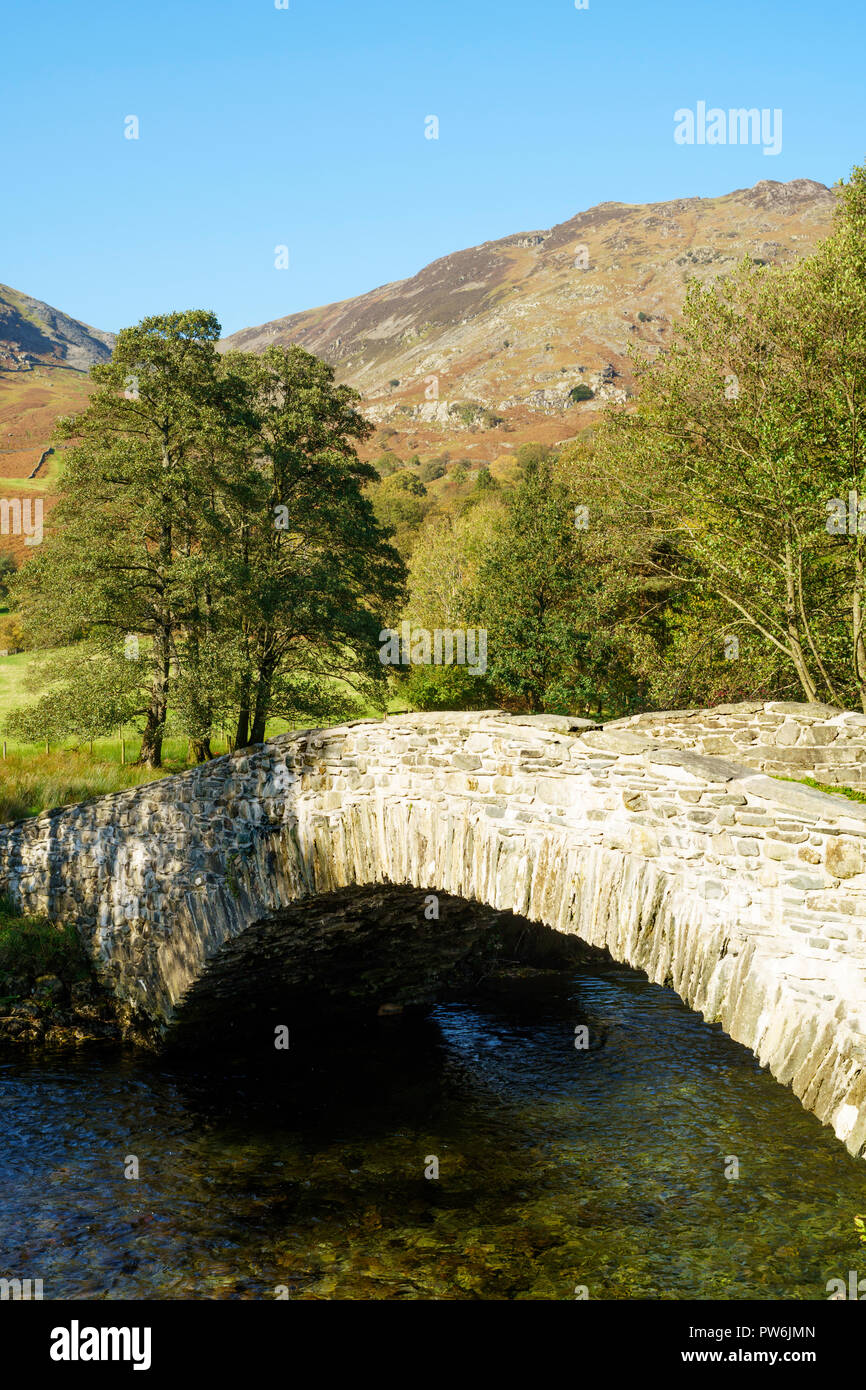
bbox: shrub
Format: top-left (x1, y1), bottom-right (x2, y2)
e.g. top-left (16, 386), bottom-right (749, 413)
top-left (373, 451), bottom-right (403, 476)
top-left (420, 459), bottom-right (447, 483)
top-left (396, 663), bottom-right (492, 711)
top-left (0, 612), bottom-right (25, 652)
top-left (514, 442), bottom-right (556, 472)
top-left (0, 553), bottom-right (16, 603)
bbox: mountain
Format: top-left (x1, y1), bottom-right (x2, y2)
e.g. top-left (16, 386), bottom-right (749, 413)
top-left (0, 176), bottom-right (842, 543)
top-left (0, 283), bottom-right (114, 372)
top-left (222, 178), bottom-right (837, 457)
top-left (0, 287), bottom-right (114, 561)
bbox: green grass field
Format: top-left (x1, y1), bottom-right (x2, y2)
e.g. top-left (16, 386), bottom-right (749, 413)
top-left (0, 452), bottom-right (63, 493)
top-left (0, 649), bottom-right (32, 727)
top-left (0, 644), bottom-right (397, 823)
top-left (0, 644), bottom-right (230, 819)
top-left (0, 747), bottom-right (189, 822)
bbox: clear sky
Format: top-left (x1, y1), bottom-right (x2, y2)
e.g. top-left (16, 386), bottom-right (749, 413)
top-left (3, 0), bottom-right (865, 336)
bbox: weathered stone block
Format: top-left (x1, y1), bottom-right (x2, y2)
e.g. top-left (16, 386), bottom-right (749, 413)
top-left (452, 753), bottom-right (481, 771)
top-left (825, 837), bottom-right (864, 879)
top-left (648, 749), bottom-right (750, 782)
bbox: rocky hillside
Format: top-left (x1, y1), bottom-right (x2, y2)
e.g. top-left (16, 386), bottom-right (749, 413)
top-left (0, 286), bottom-right (114, 561)
top-left (0, 283), bottom-right (114, 373)
top-left (0, 178), bottom-right (840, 510)
top-left (223, 178), bottom-right (836, 454)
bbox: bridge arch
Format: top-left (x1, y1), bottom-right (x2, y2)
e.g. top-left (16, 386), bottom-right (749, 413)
top-left (1, 705), bottom-right (866, 1157)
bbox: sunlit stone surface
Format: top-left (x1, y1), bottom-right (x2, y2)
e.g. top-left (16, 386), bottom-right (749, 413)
top-left (1, 702), bottom-right (866, 1156)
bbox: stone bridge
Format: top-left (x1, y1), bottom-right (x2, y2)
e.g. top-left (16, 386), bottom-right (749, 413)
top-left (2, 702), bottom-right (866, 1157)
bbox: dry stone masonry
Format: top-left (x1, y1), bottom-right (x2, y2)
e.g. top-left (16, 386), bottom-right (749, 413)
top-left (1, 702), bottom-right (866, 1158)
top-left (611, 701), bottom-right (866, 787)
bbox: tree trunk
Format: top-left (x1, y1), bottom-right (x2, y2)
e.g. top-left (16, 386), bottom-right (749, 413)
top-left (140, 510), bottom-right (174, 767)
top-left (138, 626), bottom-right (170, 767)
top-left (235, 671), bottom-right (251, 749)
top-left (190, 737), bottom-right (212, 763)
top-left (853, 537), bottom-right (866, 713)
top-left (784, 534), bottom-right (819, 703)
top-left (249, 662), bottom-right (276, 744)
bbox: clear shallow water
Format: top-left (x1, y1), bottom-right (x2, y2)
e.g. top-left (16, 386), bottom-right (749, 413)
top-left (1, 960), bottom-right (865, 1300)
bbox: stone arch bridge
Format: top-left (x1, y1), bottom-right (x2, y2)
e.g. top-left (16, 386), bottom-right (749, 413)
top-left (2, 702), bottom-right (866, 1156)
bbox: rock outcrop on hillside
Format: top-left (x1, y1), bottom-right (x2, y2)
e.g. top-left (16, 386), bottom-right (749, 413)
top-left (0, 283), bottom-right (114, 372)
top-left (222, 178), bottom-right (836, 439)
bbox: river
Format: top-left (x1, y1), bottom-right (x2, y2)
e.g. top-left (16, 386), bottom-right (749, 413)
top-left (1, 956), bottom-right (864, 1300)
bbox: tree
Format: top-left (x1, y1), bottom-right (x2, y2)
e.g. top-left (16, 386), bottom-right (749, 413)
top-left (373, 451), bottom-right (403, 476)
top-left (0, 612), bottom-right (24, 654)
top-left (591, 161), bottom-right (866, 710)
top-left (368, 469), bottom-right (430, 555)
top-left (209, 345), bottom-right (405, 746)
top-left (419, 457), bottom-right (447, 483)
top-left (10, 310), bottom-right (226, 766)
top-left (395, 501), bottom-right (502, 710)
top-left (0, 553), bottom-right (16, 604)
top-left (9, 319), bottom-right (406, 759)
top-left (471, 456), bottom-right (637, 713)
top-left (513, 441), bottom-right (557, 475)
top-left (403, 500), bottom-right (503, 631)
top-left (4, 635), bottom-right (147, 746)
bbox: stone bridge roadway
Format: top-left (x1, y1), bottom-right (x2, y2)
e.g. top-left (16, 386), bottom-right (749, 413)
top-left (1, 702), bottom-right (866, 1157)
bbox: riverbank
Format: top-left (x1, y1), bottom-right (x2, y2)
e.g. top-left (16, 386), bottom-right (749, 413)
top-left (0, 898), bottom-right (124, 1048)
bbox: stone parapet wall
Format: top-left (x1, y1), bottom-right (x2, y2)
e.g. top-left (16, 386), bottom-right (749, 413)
top-left (608, 701), bottom-right (866, 786)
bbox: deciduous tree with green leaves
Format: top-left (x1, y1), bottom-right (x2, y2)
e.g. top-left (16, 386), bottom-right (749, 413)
top-left (592, 160), bottom-right (866, 711)
top-left (209, 345), bottom-right (405, 746)
top-left (9, 319), bottom-right (405, 760)
top-left (470, 454), bottom-right (638, 713)
top-left (11, 310), bottom-right (226, 765)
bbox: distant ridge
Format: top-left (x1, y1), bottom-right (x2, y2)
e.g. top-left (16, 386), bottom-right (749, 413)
top-left (0, 283), bottom-right (114, 373)
top-left (222, 178), bottom-right (836, 444)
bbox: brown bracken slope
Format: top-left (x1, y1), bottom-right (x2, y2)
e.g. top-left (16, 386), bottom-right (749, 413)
top-left (222, 178), bottom-right (836, 457)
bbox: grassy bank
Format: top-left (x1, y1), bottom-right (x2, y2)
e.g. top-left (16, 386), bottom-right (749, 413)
top-left (0, 747), bottom-right (186, 822)
top-left (0, 896), bottom-right (90, 991)
top-left (0, 896), bottom-right (124, 1047)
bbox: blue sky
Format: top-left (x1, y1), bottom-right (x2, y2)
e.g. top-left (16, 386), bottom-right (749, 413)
top-left (3, 0), bottom-right (864, 336)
